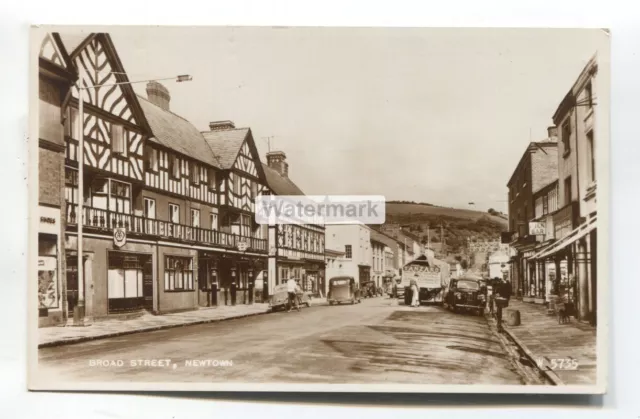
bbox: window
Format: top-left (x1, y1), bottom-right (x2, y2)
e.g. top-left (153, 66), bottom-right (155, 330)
top-left (190, 208), bottom-right (200, 228)
top-left (241, 214), bottom-right (251, 237)
top-left (548, 185), bottom-right (558, 213)
top-left (64, 106), bottom-right (80, 139)
top-left (107, 252), bottom-right (143, 300)
top-left (164, 256), bottom-right (194, 291)
top-left (144, 198), bottom-right (156, 219)
top-left (345, 245), bottom-right (352, 259)
top-left (145, 148), bottom-right (158, 172)
top-left (564, 176), bottom-right (572, 206)
top-left (169, 204), bottom-right (180, 224)
top-left (190, 162), bottom-right (200, 184)
top-left (535, 197), bottom-right (543, 219)
top-left (587, 131), bottom-right (596, 182)
top-left (542, 195), bottom-right (549, 215)
top-left (64, 168), bottom-right (78, 204)
top-left (585, 82), bottom-right (593, 109)
top-left (210, 212), bottom-right (218, 231)
top-left (109, 180), bottom-right (131, 214)
top-left (90, 178), bottom-right (109, 210)
top-left (233, 175), bottom-right (241, 195)
top-left (251, 181), bottom-right (258, 199)
top-left (208, 169), bottom-right (217, 190)
top-left (169, 155), bottom-right (180, 179)
top-left (561, 120), bottom-right (571, 156)
top-left (111, 124), bottom-right (126, 155)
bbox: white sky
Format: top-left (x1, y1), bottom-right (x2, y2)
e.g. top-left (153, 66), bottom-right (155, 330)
top-left (103, 27), bottom-right (609, 214)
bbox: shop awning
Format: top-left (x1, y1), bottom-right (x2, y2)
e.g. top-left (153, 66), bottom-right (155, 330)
top-left (532, 215), bottom-right (597, 260)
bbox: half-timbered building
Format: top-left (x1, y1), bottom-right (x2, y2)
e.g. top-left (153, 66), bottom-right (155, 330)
top-left (58, 33), bottom-right (156, 320)
top-left (261, 151), bottom-right (326, 296)
top-left (202, 123), bottom-right (270, 304)
top-left (37, 32), bottom-right (77, 327)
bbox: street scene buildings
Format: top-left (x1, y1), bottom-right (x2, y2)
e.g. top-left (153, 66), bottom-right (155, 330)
top-left (33, 28), bottom-right (606, 391)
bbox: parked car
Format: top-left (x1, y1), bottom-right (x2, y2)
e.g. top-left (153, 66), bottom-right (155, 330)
top-left (268, 281), bottom-right (312, 311)
top-left (444, 274), bottom-right (487, 316)
top-left (327, 276), bottom-right (361, 305)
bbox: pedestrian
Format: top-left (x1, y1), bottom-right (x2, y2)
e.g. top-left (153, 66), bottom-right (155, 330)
top-left (286, 278), bottom-right (300, 312)
top-left (410, 279), bottom-right (419, 307)
top-left (230, 280), bottom-right (237, 306)
top-left (495, 277), bottom-right (512, 332)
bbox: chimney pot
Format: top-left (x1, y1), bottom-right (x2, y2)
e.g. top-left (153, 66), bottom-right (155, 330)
top-left (146, 81), bottom-right (171, 111)
top-left (209, 120), bottom-right (236, 131)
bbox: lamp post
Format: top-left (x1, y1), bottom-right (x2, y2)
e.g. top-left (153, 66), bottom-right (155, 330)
top-left (74, 72), bottom-right (192, 325)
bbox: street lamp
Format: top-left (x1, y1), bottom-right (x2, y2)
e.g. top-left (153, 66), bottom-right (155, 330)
top-left (74, 72), bottom-right (192, 325)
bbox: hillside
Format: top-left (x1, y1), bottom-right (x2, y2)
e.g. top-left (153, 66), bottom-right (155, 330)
top-left (384, 201), bottom-right (508, 255)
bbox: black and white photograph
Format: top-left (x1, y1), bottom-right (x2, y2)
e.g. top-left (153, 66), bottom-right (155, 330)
top-left (29, 25), bottom-right (609, 393)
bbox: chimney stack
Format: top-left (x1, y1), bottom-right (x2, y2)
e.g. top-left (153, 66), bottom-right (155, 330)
top-left (146, 81), bottom-right (171, 111)
top-left (547, 126), bottom-right (558, 141)
top-left (209, 120), bottom-right (236, 131)
top-left (266, 151), bottom-right (289, 178)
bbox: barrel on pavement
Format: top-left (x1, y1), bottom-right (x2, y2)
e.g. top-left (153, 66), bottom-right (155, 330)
top-left (506, 309), bottom-right (521, 326)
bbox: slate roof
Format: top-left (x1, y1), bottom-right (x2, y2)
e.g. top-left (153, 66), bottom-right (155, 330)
top-left (137, 96), bottom-right (221, 168)
top-left (261, 163), bottom-right (305, 195)
top-left (202, 128), bottom-right (250, 170)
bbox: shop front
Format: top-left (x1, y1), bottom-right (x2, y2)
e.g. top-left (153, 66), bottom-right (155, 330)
top-left (199, 250), bottom-right (266, 306)
top-left (65, 233), bottom-right (156, 320)
top-left (38, 206), bottom-right (64, 327)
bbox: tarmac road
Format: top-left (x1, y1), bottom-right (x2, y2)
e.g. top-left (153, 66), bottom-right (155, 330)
top-left (37, 297), bottom-right (525, 385)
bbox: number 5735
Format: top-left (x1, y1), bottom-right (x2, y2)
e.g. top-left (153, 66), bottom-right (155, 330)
top-left (550, 359), bottom-right (579, 370)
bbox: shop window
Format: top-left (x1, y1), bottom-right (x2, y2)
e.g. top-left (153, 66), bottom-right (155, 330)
top-left (164, 256), bottom-right (194, 291)
top-left (107, 253), bottom-right (144, 301)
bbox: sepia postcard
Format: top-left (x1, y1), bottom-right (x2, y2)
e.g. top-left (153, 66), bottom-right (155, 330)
top-left (28, 25), bottom-right (609, 394)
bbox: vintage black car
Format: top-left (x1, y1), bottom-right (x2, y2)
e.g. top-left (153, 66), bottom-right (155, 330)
top-left (444, 275), bottom-right (487, 316)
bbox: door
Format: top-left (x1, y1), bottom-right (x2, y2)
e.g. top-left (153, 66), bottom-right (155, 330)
top-left (66, 256), bottom-right (81, 315)
top-left (142, 256), bottom-right (153, 311)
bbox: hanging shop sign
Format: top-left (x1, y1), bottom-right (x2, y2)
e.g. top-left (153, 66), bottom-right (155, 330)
top-left (529, 222), bottom-right (546, 236)
top-left (113, 227), bottom-right (127, 248)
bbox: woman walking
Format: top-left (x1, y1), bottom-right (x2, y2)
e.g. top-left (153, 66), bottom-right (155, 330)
top-left (410, 279), bottom-right (419, 307)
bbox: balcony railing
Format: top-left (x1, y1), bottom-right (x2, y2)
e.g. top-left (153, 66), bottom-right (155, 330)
top-left (66, 203), bottom-right (267, 253)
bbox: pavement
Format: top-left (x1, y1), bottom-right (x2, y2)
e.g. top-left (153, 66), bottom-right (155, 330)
top-left (37, 297), bottom-right (525, 385)
top-left (38, 300), bottom-right (310, 348)
top-left (498, 299), bottom-right (598, 385)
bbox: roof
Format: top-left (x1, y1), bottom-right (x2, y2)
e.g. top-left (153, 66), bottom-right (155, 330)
top-left (138, 96), bottom-right (221, 168)
top-left (202, 128), bottom-right (250, 170)
top-left (57, 33), bottom-right (93, 57)
top-left (261, 163), bottom-right (305, 195)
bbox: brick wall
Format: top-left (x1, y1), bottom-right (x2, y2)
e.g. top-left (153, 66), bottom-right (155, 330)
top-left (39, 147), bottom-right (64, 207)
top-left (531, 144), bottom-right (559, 194)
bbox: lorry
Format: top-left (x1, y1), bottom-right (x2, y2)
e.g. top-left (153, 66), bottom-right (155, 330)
top-left (396, 254), bottom-right (451, 305)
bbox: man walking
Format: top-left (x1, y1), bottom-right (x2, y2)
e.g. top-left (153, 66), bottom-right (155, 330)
top-left (287, 278), bottom-right (300, 312)
top-left (495, 277), bottom-right (512, 332)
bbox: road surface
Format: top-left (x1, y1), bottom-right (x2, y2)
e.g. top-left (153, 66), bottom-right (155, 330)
top-left (38, 298), bottom-right (525, 384)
